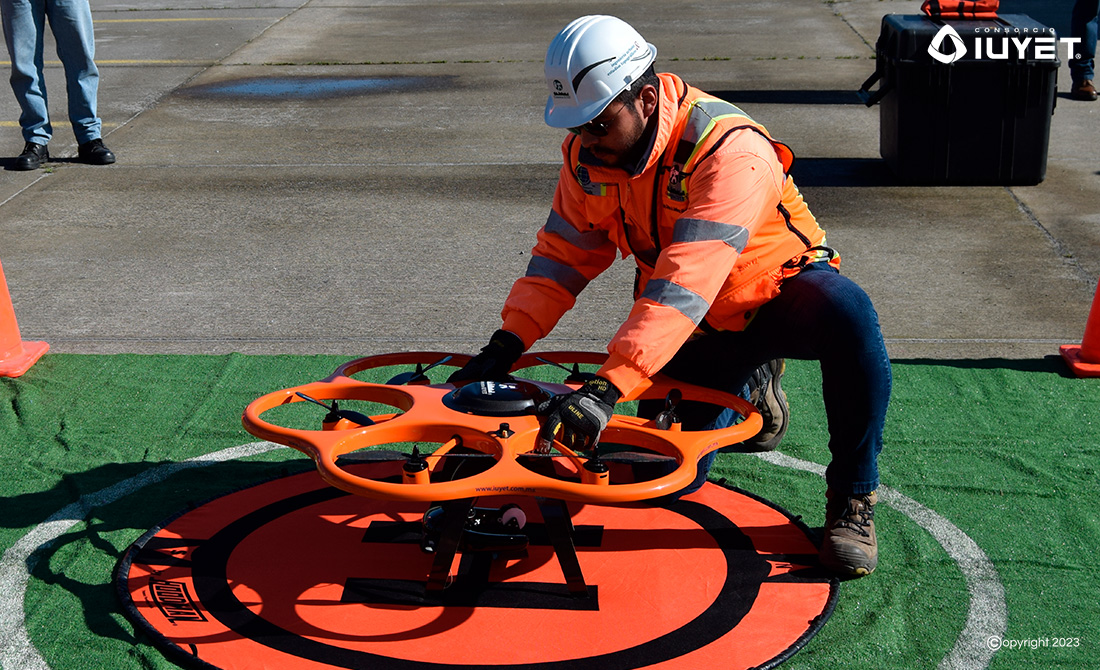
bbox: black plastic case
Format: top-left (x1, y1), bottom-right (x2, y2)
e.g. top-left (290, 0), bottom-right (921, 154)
top-left (860, 14), bottom-right (1059, 185)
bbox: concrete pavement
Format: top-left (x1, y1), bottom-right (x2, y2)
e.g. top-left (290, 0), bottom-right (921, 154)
top-left (0, 0), bottom-right (1095, 361)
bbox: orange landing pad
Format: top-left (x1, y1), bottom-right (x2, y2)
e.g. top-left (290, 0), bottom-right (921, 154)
top-left (118, 461), bottom-right (837, 669)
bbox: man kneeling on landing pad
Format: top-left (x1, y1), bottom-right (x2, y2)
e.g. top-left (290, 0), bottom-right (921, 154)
top-left (450, 15), bottom-right (892, 576)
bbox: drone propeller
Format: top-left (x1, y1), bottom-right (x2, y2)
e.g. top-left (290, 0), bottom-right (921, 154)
top-left (535, 357), bottom-right (597, 383)
top-left (654, 388), bottom-right (683, 431)
top-left (295, 392), bottom-right (376, 427)
top-left (402, 445), bottom-right (430, 484)
top-left (386, 355), bottom-right (453, 385)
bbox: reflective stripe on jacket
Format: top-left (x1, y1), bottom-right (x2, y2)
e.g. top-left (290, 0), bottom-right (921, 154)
top-left (501, 73), bottom-right (836, 395)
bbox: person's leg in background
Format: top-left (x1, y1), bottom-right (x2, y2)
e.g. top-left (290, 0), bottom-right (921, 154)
top-left (1070, 0), bottom-right (1099, 100)
top-left (2, 0), bottom-right (53, 169)
top-left (46, 0), bottom-right (113, 163)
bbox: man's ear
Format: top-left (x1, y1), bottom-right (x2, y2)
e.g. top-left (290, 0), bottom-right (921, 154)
top-left (639, 84), bottom-right (659, 118)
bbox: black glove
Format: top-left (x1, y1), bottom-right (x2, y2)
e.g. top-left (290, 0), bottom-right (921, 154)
top-left (536, 377), bottom-right (622, 452)
top-left (447, 330), bottom-right (525, 384)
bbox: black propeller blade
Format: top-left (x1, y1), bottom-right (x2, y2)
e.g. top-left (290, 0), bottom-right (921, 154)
top-left (295, 392), bottom-right (376, 427)
top-left (386, 355), bottom-right (453, 385)
top-left (535, 357), bottom-right (597, 383)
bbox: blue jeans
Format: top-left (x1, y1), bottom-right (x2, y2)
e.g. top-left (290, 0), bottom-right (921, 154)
top-left (1071, 0), bottom-right (1099, 83)
top-left (1, 0), bottom-right (101, 144)
top-left (643, 263), bottom-right (892, 497)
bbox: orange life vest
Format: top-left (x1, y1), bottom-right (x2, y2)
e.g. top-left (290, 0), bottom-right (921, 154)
top-left (501, 73), bottom-right (835, 395)
top-left (921, 0), bottom-right (999, 19)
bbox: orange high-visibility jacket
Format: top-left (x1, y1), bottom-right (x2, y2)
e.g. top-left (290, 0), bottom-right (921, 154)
top-left (501, 73), bottom-right (836, 396)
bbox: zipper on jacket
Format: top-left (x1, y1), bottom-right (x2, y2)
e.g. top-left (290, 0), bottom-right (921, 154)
top-left (776, 202), bottom-right (814, 249)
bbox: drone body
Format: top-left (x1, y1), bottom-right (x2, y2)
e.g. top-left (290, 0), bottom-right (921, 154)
top-left (243, 352), bottom-right (762, 504)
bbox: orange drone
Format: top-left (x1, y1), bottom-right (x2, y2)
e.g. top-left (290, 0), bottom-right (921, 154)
top-left (243, 351), bottom-right (762, 596)
top-left (242, 351), bottom-right (762, 505)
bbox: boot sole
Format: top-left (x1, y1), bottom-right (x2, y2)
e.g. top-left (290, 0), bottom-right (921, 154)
top-left (820, 540), bottom-right (878, 576)
top-left (743, 359), bottom-right (789, 452)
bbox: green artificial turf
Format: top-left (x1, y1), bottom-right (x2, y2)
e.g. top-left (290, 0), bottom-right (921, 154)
top-left (1, 353), bottom-right (1097, 669)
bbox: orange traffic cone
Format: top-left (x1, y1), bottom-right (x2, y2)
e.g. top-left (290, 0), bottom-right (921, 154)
top-left (1060, 282), bottom-right (1100, 378)
top-left (0, 258), bottom-right (48, 378)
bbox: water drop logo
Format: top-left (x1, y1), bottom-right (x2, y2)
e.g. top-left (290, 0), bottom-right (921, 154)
top-left (928, 24), bottom-right (967, 64)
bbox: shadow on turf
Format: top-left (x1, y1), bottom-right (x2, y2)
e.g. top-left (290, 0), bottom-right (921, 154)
top-left (6, 455), bottom-right (849, 655)
top-left (892, 355), bottom-right (1078, 377)
top-left (5, 459), bottom-right (312, 650)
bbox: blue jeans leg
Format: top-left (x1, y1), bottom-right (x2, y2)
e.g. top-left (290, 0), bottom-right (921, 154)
top-left (2, 0), bottom-right (51, 143)
top-left (0, 0), bottom-right (100, 144)
top-left (646, 263), bottom-right (892, 497)
top-left (48, 0), bottom-right (100, 143)
top-left (1071, 0), bottom-right (1099, 83)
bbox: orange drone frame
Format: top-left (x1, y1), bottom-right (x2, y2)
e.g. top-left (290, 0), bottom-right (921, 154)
top-left (242, 352), bottom-right (762, 504)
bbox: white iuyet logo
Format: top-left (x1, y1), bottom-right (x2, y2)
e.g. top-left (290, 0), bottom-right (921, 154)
top-left (928, 24), bottom-right (967, 64)
top-left (927, 24), bottom-right (1082, 64)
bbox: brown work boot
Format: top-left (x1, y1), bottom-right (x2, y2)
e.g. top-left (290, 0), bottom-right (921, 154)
top-left (820, 489), bottom-right (878, 576)
top-left (741, 359), bottom-right (789, 451)
top-left (1071, 80), bottom-right (1097, 101)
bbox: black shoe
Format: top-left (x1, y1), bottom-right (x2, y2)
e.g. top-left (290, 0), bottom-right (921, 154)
top-left (77, 138), bottom-right (115, 165)
top-left (14, 142), bottom-right (48, 171)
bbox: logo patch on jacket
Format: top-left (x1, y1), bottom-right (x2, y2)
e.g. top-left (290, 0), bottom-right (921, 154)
top-left (666, 165), bottom-right (686, 202)
top-left (575, 165), bottom-right (609, 196)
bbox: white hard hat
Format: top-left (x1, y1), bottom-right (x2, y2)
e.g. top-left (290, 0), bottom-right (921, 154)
top-left (544, 15), bottom-right (657, 129)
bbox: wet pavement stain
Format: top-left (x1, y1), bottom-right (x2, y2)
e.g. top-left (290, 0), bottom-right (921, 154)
top-left (183, 75), bottom-right (450, 99)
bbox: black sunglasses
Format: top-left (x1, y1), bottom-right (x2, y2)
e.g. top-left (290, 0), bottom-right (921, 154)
top-left (568, 104), bottom-right (626, 137)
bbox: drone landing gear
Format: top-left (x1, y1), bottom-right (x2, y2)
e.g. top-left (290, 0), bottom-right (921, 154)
top-left (419, 498), bottom-right (597, 603)
top-left (537, 497), bottom-right (593, 599)
top-left (421, 501), bottom-right (528, 556)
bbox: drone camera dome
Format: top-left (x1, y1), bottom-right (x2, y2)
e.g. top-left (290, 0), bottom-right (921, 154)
top-left (442, 380), bottom-right (551, 417)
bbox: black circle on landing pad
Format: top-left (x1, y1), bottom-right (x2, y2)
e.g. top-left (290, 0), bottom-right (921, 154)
top-left (117, 465), bottom-right (838, 670)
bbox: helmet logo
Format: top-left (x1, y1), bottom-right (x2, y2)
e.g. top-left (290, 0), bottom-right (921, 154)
top-left (552, 79), bottom-right (569, 98)
top-left (607, 41), bottom-right (644, 77)
top-left (572, 57), bottom-right (614, 93)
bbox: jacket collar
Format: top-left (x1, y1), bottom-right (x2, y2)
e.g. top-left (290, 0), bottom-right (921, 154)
top-left (577, 72), bottom-right (685, 179)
